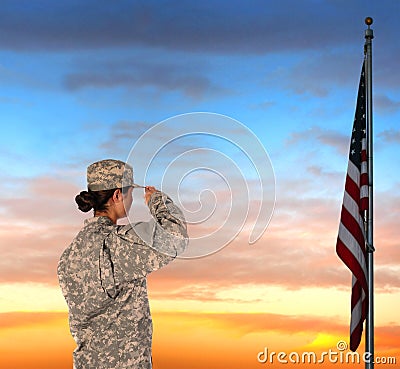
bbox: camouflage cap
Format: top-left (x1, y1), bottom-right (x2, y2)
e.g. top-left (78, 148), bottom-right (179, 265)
top-left (87, 159), bottom-right (134, 191)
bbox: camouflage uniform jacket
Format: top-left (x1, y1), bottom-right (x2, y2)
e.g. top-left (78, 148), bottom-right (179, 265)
top-left (58, 192), bottom-right (187, 369)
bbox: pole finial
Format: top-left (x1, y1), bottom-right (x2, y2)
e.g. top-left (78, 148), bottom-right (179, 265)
top-left (365, 17), bottom-right (373, 27)
top-left (364, 17), bottom-right (374, 40)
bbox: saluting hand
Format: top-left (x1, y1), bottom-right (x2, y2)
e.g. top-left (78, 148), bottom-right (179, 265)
top-left (144, 186), bottom-right (158, 205)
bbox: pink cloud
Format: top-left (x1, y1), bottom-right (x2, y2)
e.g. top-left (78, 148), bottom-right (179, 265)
top-left (0, 175), bottom-right (398, 295)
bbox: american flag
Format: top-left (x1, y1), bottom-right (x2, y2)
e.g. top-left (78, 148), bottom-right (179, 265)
top-left (336, 62), bottom-right (369, 352)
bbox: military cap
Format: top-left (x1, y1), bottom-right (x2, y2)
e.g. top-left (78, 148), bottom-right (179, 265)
top-left (87, 159), bottom-right (134, 191)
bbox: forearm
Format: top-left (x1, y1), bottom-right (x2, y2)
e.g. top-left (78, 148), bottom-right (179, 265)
top-left (147, 191), bottom-right (188, 256)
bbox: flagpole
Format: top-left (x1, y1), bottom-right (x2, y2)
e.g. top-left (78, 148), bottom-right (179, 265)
top-left (364, 16), bottom-right (374, 369)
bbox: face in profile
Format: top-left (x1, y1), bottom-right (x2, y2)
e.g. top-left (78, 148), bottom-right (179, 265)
top-left (122, 186), bottom-right (134, 215)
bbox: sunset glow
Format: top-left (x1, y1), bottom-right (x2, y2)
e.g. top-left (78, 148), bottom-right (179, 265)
top-left (1, 1), bottom-right (400, 368)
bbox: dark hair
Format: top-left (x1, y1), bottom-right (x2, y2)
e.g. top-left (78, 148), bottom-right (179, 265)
top-left (75, 187), bottom-right (131, 213)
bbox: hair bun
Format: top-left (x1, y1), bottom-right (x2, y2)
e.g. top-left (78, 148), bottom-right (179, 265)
top-left (75, 191), bottom-right (96, 212)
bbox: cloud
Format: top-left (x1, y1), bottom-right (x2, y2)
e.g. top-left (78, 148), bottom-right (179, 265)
top-left (156, 311), bottom-right (344, 336)
top-left (373, 187), bottom-right (400, 272)
top-left (0, 224), bottom-right (80, 284)
top-left (249, 100), bottom-right (276, 110)
top-left (263, 50), bottom-right (364, 98)
top-left (0, 192), bottom-right (340, 288)
top-left (286, 126), bottom-right (349, 156)
top-left (98, 120), bottom-right (155, 153)
top-left (1, 311), bottom-right (398, 369)
top-left (146, 179), bottom-right (400, 294)
top-left (375, 95), bottom-right (400, 115)
top-left (0, 311), bottom-right (65, 329)
top-left (1, 0), bottom-right (398, 56)
top-left (306, 165), bottom-right (343, 185)
top-left (64, 58), bottom-right (229, 99)
top-left (2, 310), bottom-right (399, 369)
top-left (0, 156), bottom-right (398, 295)
top-left (3, 310), bottom-right (399, 349)
top-left (2, 0), bottom-right (399, 106)
top-left (0, 176), bottom-right (84, 284)
top-left (375, 52), bottom-right (400, 92)
top-left (1, 172), bottom-right (398, 294)
top-left (96, 118), bottom-right (235, 165)
top-left (378, 129), bottom-right (400, 144)
top-left (153, 310), bottom-right (400, 353)
top-left (149, 225), bottom-right (350, 292)
top-left (375, 267), bottom-right (400, 293)
top-left (0, 176), bottom-right (83, 225)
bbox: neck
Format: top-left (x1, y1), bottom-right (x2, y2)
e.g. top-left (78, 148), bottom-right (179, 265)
top-left (94, 211), bottom-right (117, 224)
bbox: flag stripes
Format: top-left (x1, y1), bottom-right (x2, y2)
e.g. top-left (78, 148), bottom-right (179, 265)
top-left (336, 62), bottom-right (368, 352)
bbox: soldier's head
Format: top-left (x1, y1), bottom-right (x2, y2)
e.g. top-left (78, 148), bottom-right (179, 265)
top-left (75, 159), bottom-right (135, 222)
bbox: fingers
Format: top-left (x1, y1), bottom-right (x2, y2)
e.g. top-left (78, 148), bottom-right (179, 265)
top-left (144, 186), bottom-right (158, 204)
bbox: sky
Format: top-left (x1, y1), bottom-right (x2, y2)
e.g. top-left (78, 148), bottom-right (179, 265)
top-left (0, 0), bottom-right (399, 368)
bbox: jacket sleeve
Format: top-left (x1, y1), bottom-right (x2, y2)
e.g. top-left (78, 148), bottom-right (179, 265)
top-left (146, 190), bottom-right (188, 256)
top-left (111, 191), bottom-right (188, 280)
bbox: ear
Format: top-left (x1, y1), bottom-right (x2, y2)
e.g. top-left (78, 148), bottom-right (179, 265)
top-left (112, 189), bottom-right (123, 203)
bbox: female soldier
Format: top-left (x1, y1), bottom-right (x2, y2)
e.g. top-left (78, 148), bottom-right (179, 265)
top-left (58, 159), bottom-right (187, 369)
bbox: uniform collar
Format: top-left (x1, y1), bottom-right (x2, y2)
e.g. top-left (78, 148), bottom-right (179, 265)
top-left (84, 216), bottom-right (114, 226)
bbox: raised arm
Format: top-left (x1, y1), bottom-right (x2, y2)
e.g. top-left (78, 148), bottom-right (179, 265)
top-left (146, 189), bottom-right (188, 257)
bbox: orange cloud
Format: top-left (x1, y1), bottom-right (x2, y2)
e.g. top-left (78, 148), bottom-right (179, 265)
top-left (0, 312), bottom-right (74, 369)
top-left (1, 311), bottom-right (398, 369)
top-left (0, 311), bottom-right (64, 329)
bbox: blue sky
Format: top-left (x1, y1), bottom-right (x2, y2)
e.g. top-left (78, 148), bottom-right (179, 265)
top-left (1, 4), bottom-right (400, 368)
top-left (1, 1), bottom-right (399, 187)
top-left (0, 0), bottom-right (400, 350)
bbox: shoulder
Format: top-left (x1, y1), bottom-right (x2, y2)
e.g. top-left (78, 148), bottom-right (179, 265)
top-left (113, 221), bottom-right (153, 246)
